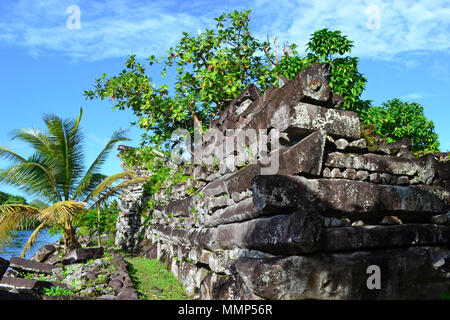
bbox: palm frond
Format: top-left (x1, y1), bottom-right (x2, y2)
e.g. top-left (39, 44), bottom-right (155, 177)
top-left (0, 204), bottom-right (40, 248)
top-left (74, 129), bottom-right (130, 200)
top-left (0, 146), bottom-right (27, 164)
top-left (10, 128), bottom-right (53, 156)
top-left (0, 153), bottom-right (62, 202)
top-left (89, 176), bottom-right (149, 209)
top-left (39, 200), bottom-right (87, 225)
top-left (43, 110), bottom-right (85, 200)
top-left (20, 221), bottom-right (47, 258)
top-left (88, 171), bottom-right (138, 201)
top-left (74, 173), bottom-right (107, 203)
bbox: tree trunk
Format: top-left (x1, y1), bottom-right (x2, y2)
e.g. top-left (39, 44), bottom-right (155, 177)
top-left (97, 206), bottom-right (102, 247)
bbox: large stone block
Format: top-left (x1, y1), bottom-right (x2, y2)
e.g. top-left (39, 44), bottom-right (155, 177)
top-left (325, 152), bottom-right (436, 184)
top-left (61, 247), bottom-right (104, 265)
top-left (203, 197), bottom-right (261, 227)
top-left (0, 277), bottom-right (69, 295)
top-left (0, 257), bottom-right (9, 280)
top-left (320, 224), bottom-right (450, 252)
top-left (252, 175), bottom-right (450, 218)
top-left (9, 257), bottom-right (58, 275)
top-left (214, 210), bottom-right (323, 254)
top-left (222, 130), bottom-right (326, 194)
top-left (160, 196), bottom-right (194, 217)
top-left (210, 83), bottom-right (261, 131)
top-left (271, 102), bottom-right (361, 140)
top-left (234, 247), bottom-right (450, 299)
top-left (30, 244), bottom-right (56, 263)
top-left (242, 63), bottom-right (338, 133)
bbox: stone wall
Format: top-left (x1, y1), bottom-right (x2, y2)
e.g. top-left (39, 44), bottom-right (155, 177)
top-left (115, 62), bottom-right (450, 299)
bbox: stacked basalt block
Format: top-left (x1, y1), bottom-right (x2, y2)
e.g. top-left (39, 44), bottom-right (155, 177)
top-left (116, 62), bottom-right (450, 299)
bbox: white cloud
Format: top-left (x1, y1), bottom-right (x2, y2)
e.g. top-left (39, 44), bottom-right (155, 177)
top-left (400, 93), bottom-right (425, 100)
top-left (0, 0), bottom-right (448, 61)
top-left (250, 0), bottom-right (450, 60)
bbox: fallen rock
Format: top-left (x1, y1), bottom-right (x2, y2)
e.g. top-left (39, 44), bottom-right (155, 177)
top-left (9, 257), bottom-right (57, 275)
top-left (30, 244), bottom-right (56, 263)
top-left (116, 286), bottom-right (139, 300)
top-left (61, 247), bottom-right (104, 265)
top-left (0, 276), bottom-right (68, 295)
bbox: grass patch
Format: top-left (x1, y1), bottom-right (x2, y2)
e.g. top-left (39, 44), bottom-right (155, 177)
top-left (125, 257), bottom-right (188, 300)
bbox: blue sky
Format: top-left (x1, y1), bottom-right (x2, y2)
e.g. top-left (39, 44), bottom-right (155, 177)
top-left (0, 0), bottom-right (449, 200)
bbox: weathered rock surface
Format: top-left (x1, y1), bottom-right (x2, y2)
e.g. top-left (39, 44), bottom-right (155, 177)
top-left (204, 197), bottom-right (260, 227)
top-left (115, 61), bottom-right (450, 300)
top-left (325, 152), bottom-right (440, 185)
top-left (220, 130), bottom-right (326, 195)
top-left (214, 210), bottom-right (323, 254)
top-left (271, 102), bottom-right (360, 140)
top-left (61, 247), bottom-right (104, 265)
top-left (30, 244), bottom-right (56, 263)
top-left (234, 247), bottom-right (450, 300)
top-left (431, 212), bottom-right (450, 225)
top-left (252, 175), bottom-right (450, 218)
top-left (319, 224), bottom-right (450, 252)
top-left (9, 257), bottom-right (57, 275)
top-left (0, 276), bottom-right (68, 295)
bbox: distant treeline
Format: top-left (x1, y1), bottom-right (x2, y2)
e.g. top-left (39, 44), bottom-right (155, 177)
top-left (0, 190), bottom-right (27, 205)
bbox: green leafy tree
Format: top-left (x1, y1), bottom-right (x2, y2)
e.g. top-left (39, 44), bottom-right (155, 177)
top-left (77, 200), bottom-right (119, 246)
top-left (0, 108), bottom-right (146, 255)
top-left (0, 191), bottom-right (27, 205)
top-left (84, 10), bottom-right (278, 148)
top-left (364, 98), bottom-right (440, 153)
top-left (275, 28), bottom-right (371, 116)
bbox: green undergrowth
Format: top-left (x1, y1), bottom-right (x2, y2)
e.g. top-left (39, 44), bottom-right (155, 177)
top-left (125, 256), bottom-right (188, 300)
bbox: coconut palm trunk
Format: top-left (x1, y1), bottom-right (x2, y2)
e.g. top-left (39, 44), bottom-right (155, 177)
top-left (0, 107), bottom-right (146, 257)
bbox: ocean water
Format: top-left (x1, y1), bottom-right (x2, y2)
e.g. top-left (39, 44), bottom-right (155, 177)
top-left (0, 229), bottom-right (61, 261)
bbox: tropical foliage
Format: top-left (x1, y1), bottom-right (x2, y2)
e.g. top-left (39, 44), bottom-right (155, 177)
top-left (364, 98), bottom-right (440, 152)
top-left (274, 28), bottom-right (371, 117)
top-left (271, 29), bottom-right (439, 152)
top-left (77, 200), bottom-right (119, 245)
top-left (84, 10), bottom-right (281, 148)
top-left (0, 108), bottom-right (146, 256)
top-left (86, 10), bottom-right (439, 154)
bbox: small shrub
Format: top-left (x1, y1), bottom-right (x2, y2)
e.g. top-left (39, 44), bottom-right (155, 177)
top-left (41, 286), bottom-right (73, 296)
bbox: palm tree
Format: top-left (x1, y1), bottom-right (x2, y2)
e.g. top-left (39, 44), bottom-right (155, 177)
top-left (0, 108), bottom-right (146, 256)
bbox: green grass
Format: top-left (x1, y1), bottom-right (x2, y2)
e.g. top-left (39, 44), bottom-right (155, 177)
top-left (125, 257), bottom-right (188, 300)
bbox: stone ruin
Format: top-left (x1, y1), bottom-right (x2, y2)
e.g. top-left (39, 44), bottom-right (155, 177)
top-left (115, 62), bottom-right (450, 300)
